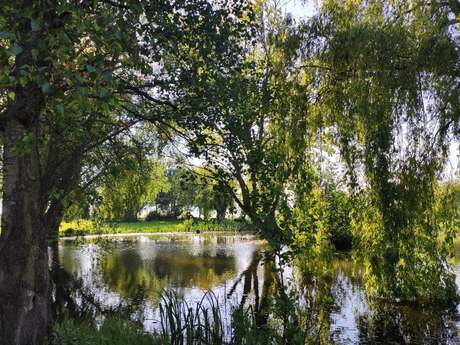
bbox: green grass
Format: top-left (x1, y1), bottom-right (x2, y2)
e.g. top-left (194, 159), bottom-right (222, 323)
top-left (455, 235), bottom-right (460, 245)
top-left (48, 318), bottom-right (162, 345)
top-left (114, 220), bottom-right (184, 233)
top-left (59, 219), bottom-right (244, 237)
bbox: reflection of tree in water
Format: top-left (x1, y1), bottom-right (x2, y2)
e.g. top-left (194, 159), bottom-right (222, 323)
top-left (52, 241), bottom-right (460, 344)
top-left (53, 240), bottom-right (238, 323)
top-left (294, 256), bottom-right (342, 345)
top-left (100, 249), bottom-right (168, 303)
top-left (230, 252), bottom-right (459, 345)
top-left (227, 251), bottom-right (333, 343)
top-left (356, 302), bottom-right (457, 345)
top-left (298, 256), bottom-right (459, 345)
top-left (100, 247), bottom-right (236, 301)
top-left (227, 251), bottom-right (261, 309)
top-left (50, 243), bottom-right (142, 322)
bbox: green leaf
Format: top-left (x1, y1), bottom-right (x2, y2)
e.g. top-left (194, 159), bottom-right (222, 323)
top-left (19, 76), bottom-right (27, 87)
top-left (0, 31), bottom-right (15, 39)
top-left (7, 91), bottom-right (15, 100)
top-left (85, 64), bottom-right (96, 73)
top-left (56, 104), bottom-right (65, 115)
top-left (30, 19), bottom-right (40, 32)
top-left (31, 49), bottom-right (39, 60)
top-left (102, 71), bottom-right (112, 81)
top-left (99, 88), bottom-right (110, 99)
top-left (8, 43), bottom-right (23, 56)
top-left (41, 82), bottom-right (51, 94)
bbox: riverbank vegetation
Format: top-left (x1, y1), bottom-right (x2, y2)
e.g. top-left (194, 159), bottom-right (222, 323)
top-left (46, 297), bottom-right (294, 345)
top-left (46, 282), bottom-right (344, 345)
top-left (59, 219), bottom-right (245, 237)
top-left (1, 0), bottom-right (460, 344)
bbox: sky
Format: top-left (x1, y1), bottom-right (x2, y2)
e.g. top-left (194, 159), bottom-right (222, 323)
top-left (284, 0), bottom-right (317, 18)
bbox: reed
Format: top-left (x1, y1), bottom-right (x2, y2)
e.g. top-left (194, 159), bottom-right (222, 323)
top-left (48, 289), bottom-right (306, 345)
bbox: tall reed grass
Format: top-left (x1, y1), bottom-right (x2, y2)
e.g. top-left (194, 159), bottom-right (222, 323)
top-left (48, 290), bottom-right (304, 345)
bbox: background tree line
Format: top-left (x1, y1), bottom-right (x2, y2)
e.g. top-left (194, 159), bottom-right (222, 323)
top-left (65, 159), bottom-right (237, 223)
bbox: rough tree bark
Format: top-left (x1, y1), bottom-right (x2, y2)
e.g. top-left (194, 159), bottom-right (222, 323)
top-left (0, 93), bottom-right (51, 345)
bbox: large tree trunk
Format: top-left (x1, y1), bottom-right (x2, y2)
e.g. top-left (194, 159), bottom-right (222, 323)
top-left (0, 117), bottom-right (51, 344)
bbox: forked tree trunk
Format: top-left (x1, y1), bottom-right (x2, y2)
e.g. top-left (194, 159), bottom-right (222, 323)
top-left (0, 118), bottom-right (51, 345)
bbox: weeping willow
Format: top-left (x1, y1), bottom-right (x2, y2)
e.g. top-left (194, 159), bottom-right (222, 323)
top-left (311, 0), bottom-right (460, 302)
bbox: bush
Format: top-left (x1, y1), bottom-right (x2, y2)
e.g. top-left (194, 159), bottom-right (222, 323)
top-left (145, 211), bottom-right (178, 221)
top-left (325, 188), bottom-right (353, 250)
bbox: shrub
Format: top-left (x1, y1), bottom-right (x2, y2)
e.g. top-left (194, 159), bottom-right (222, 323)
top-left (145, 211), bottom-right (178, 221)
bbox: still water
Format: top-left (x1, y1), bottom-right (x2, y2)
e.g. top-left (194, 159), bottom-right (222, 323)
top-left (55, 233), bottom-right (460, 344)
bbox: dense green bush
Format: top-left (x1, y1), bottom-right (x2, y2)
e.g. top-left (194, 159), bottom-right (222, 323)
top-left (144, 211), bottom-right (178, 222)
top-left (324, 186), bottom-right (353, 250)
top-left (279, 181), bottom-right (353, 254)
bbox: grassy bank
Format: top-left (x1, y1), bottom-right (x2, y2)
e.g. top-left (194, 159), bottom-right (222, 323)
top-left (47, 292), bottom-right (301, 345)
top-left (59, 219), bottom-right (245, 237)
top-left (48, 319), bottom-right (162, 345)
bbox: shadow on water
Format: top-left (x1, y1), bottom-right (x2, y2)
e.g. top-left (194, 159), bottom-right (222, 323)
top-left (49, 234), bottom-right (460, 344)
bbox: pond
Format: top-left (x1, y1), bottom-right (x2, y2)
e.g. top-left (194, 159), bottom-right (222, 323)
top-left (54, 233), bottom-right (460, 344)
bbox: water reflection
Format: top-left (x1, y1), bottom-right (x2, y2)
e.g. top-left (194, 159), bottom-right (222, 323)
top-left (99, 244), bottom-right (236, 300)
top-left (355, 302), bottom-right (457, 344)
top-left (53, 233), bottom-right (460, 344)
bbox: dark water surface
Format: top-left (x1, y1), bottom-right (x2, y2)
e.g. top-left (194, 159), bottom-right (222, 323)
top-left (56, 233), bottom-right (460, 344)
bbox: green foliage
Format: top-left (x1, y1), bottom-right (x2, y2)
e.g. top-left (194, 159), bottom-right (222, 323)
top-left (48, 285), bottom-right (335, 345)
top-left (47, 318), bottom-right (161, 345)
top-left (278, 177), bottom-right (352, 255)
top-left (59, 219), bottom-right (242, 237)
top-left (0, 1), bottom-right (254, 343)
top-left (179, 219), bottom-right (194, 232)
top-left (155, 168), bottom-right (196, 218)
top-left (98, 159), bottom-right (168, 222)
top-left (158, 291), bottom-right (225, 345)
top-left (314, 0), bottom-right (460, 302)
top-left (280, 182), bottom-right (333, 256)
top-left (212, 181), bottom-right (236, 222)
top-left (0, 0), bottom-right (252, 237)
top-left (174, 2), bottom-right (314, 244)
top-left (63, 189), bottom-right (93, 221)
top-left (191, 170), bottom-right (235, 221)
top-left (2, 0), bottom-right (460, 319)
top-left (154, 167), bottom-right (235, 221)
top-left (324, 185), bottom-right (353, 249)
top-left (59, 219), bottom-right (113, 237)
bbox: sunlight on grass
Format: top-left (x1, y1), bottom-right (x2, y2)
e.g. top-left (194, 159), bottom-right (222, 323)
top-left (59, 219), bottom-right (243, 237)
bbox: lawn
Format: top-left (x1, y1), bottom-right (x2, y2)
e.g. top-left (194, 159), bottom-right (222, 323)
top-left (59, 219), bottom-right (245, 237)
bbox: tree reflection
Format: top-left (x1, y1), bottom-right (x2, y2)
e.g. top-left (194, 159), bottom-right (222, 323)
top-left (231, 251), bottom-right (459, 345)
top-left (228, 251), bottom-right (336, 343)
top-left (99, 247), bottom-right (236, 301)
top-left (51, 239), bottom-right (460, 344)
top-left (356, 301), bottom-right (457, 345)
top-left (50, 242), bottom-right (143, 322)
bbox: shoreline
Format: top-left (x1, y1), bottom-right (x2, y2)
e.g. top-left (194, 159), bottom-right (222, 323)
top-left (59, 230), bottom-right (260, 241)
